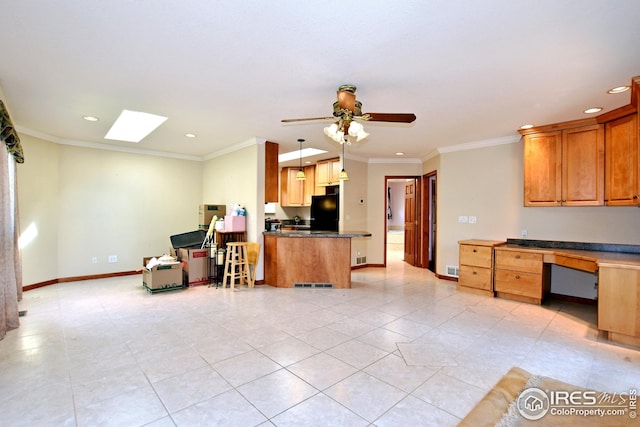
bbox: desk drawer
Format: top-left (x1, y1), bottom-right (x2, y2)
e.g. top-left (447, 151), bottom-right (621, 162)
top-left (495, 250), bottom-right (543, 273)
top-left (459, 265), bottom-right (492, 291)
top-left (460, 244), bottom-right (493, 268)
top-left (494, 270), bottom-right (543, 298)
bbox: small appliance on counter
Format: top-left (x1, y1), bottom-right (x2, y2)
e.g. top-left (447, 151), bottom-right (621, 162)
top-left (265, 218), bottom-right (280, 231)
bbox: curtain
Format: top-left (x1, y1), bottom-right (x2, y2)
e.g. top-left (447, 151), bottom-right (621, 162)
top-left (1, 148), bottom-right (22, 339)
top-left (0, 98), bottom-right (22, 340)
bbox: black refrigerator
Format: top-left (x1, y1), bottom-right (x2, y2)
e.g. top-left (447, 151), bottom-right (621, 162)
top-left (310, 194), bottom-right (339, 232)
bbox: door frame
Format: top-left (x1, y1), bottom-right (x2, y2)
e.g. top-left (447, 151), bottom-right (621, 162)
top-left (422, 171), bottom-right (437, 272)
top-left (384, 175), bottom-right (421, 267)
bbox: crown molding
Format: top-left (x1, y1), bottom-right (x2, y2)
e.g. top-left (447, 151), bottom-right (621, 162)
top-left (16, 126), bottom-right (204, 161)
top-left (437, 134), bottom-right (520, 154)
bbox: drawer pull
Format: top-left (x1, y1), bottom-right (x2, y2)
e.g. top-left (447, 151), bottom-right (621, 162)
top-left (515, 255), bottom-right (521, 259)
top-left (515, 275), bottom-right (521, 279)
top-left (472, 271), bottom-right (477, 275)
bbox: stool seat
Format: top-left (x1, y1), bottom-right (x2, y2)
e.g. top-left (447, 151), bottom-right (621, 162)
top-left (222, 242), bottom-right (251, 289)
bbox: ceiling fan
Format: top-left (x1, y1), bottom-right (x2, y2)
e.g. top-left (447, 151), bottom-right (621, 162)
top-left (281, 84), bottom-right (416, 143)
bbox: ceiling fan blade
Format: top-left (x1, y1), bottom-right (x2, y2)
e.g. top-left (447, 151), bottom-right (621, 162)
top-left (337, 90), bottom-right (356, 111)
top-left (364, 113), bottom-right (416, 123)
top-left (281, 116), bottom-right (335, 123)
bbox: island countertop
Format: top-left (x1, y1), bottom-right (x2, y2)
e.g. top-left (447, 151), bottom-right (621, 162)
top-left (263, 231), bottom-right (370, 288)
top-left (263, 230), bottom-right (372, 238)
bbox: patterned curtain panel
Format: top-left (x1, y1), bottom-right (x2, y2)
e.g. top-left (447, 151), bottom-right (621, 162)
top-left (0, 100), bottom-right (24, 164)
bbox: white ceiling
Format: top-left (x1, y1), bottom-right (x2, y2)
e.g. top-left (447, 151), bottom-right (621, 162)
top-left (1, 1), bottom-right (640, 167)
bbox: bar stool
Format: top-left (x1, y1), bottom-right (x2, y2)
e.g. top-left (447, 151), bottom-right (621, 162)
top-left (222, 242), bottom-right (250, 289)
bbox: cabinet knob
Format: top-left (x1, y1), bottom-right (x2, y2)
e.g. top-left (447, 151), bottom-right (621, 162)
top-left (472, 249), bottom-right (477, 253)
top-left (515, 255), bottom-right (520, 259)
top-left (472, 271), bottom-right (477, 275)
top-left (515, 275), bottom-right (521, 279)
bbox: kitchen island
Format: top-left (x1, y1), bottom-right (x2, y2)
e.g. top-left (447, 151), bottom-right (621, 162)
top-left (263, 230), bottom-right (372, 289)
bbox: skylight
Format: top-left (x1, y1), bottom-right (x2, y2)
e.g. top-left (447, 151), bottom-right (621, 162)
top-left (104, 110), bottom-right (168, 143)
top-left (278, 147), bottom-right (327, 163)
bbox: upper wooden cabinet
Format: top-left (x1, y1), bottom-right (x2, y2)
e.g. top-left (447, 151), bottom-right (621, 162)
top-left (522, 122), bottom-right (604, 206)
top-left (605, 114), bottom-right (639, 206)
top-left (316, 158), bottom-right (341, 186)
top-left (280, 165), bottom-right (318, 207)
top-left (520, 76), bottom-right (640, 208)
top-left (264, 141), bottom-right (279, 203)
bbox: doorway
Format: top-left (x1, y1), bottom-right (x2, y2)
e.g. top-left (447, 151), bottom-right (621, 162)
top-left (385, 173), bottom-right (437, 270)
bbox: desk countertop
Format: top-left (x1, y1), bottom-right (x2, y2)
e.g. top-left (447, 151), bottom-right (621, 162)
top-left (498, 243), bottom-right (640, 269)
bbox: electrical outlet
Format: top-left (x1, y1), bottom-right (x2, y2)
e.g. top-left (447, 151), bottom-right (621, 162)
top-left (108, 255), bottom-right (117, 263)
top-left (92, 256), bottom-right (97, 264)
top-left (521, 229), bottom-right (528, 238)
top-left (458, 215), bottom-right (468, 223)
top-left (469, 216), bottom-right (477, 224)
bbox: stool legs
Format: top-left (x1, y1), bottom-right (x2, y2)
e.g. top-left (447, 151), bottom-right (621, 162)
top-left (222, 243), bottom-right (250, 289)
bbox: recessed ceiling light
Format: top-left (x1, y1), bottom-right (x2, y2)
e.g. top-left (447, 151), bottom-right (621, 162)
top-left (104, 110), bottom-right (168, 143)
top-left (395, 152), bottom-right (404, 156)
top-left (607, 86), bottom-right (630, 94)
top-left (520, 124), bottom-right (534, 130)
top-left (83, 115), bottom-right (99, 122)
top-left (185, 133), bottom-right (197, 138)
top-left (583, 107), bottom-right (603, 114)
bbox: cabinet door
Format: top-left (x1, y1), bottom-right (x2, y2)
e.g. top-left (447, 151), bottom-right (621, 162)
top-left (331, 158), bottom-right (342, 183)
top-left (264, 141), bottom-right (279, 203)
top-left (303, 165), bottom-right (316, 206)
top-left (315, 160), bottom-right (330, 186)
top-left (605, 114), bottom-right (639, 206)
top-left (562, 124), bottom-right (604, 206)
top-left (280, 168), bottom-right (304, 206)
top-left (523, 132), bottom-right (562, 206)
top-left (598, 265), bottom-right (640, 337)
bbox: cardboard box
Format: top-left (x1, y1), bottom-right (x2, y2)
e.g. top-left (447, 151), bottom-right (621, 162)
top-left (142, 257), bottom-right (183, 292)
top-left (199, 204), bottom-right (226, 230)
top-left (178, 248), bottom-right (209, 286)
top-left (225, 215), bottom-right (246, 232)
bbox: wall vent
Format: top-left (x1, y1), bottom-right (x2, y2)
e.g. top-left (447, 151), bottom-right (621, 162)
top-left (445, 265), bottom-right (459, 277)
top-left (293, 283), bottom-right (334, 288)
top-left (356, 256), bottom-right (367, 265)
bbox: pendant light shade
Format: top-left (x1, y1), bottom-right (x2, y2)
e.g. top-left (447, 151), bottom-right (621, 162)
top-left (296, 138), bottom-right (306, 180)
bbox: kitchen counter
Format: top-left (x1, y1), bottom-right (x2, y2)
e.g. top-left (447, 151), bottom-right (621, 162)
top-left (264, 230), bottom-right (372, 238)
top-left (263, 230), bottom-right (371, 288)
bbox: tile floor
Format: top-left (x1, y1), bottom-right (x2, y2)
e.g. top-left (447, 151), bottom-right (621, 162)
top-left (1, 254), bottom-right (640, 426)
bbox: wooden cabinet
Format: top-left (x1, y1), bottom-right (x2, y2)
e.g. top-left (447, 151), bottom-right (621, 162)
top-left (280, 165), bottom-right (318, 207)
top-left (264, 141), bottom-right (279, 203)
top-left (522, 122), bottom-right (604, 206)
top-left (494, 248), bottom-right (550, 304)
top-left (598, 263), bottom-right (640, 347)
top-left (458, 240), bottom-right (503, 296)
top-left (605, 114), bottom-right (639, 206)
top-left (316, 158), bottom-right (341, 186)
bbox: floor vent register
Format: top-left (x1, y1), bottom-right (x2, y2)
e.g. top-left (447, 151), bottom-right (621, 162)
top-left (293, 283), bottom-right (334, 288)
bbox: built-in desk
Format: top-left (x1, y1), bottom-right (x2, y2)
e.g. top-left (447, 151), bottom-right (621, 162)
top-left (496, 239), bottom-right (640, 347)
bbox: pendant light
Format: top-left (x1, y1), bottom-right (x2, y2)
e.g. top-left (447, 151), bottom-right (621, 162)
top-left (295, 138), bottom-right (306, 180)
top-left (339, 138), bottom-right (349, 181)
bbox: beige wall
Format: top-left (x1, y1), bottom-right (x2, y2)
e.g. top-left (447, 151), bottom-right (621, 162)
top-left (17, 135), bottom-right (203, 285)
top-left (202, 140), bottom-right (264, 279)
top-left (435, 141), bottom-right (640, 276)
top-left (366, 161), bottom-right (424, 265)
